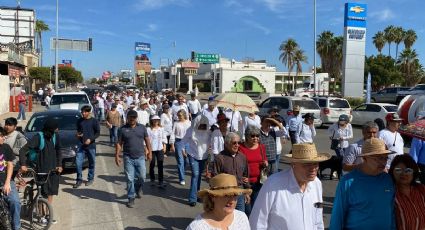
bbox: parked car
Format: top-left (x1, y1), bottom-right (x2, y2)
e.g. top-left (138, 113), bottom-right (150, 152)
top-left (45, 92), bottom-right (93, 111)
top-left (258, 96), bottom-right (322, 127)
top-left (104, 84), bottom-right (124, 93)
top-left (396, 84), bottom-right (425, 104)
top-left (371, 87), bottom-right (410, 104)
top-left (351, 103), bottom-right (398, 125)
top-left (24, 110), bottom-right (88, 169)
top-left (312, 97), bottom-right (352, 126)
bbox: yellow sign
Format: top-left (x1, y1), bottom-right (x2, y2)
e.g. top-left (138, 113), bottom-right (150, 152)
top-left (350, 6), bottom-right (364, 13)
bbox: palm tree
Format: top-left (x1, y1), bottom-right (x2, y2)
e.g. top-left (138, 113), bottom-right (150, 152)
top-left (397, 48), bottom-right (420, 86)
top-left (294, 49), bottom-right (308, 90)
top-left (384, 25), bottom-right (396, 57)
top-left (373, 31), bottom-right (386, 55)
top-left (403, 29), bottom-right (417, 49)
top-left (35, 20), bottom-right (50, 66)
top-left (279, 38), bottom-right (299, 92)
top-left (316, 31), bottom-right (343, 92)
top-left (393, 26), bottom-right (404, 59)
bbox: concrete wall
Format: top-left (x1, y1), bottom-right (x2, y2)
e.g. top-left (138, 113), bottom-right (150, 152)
top-left (0, 75), bottom-right (10, 114)
top-left (220, 68), bottom-right (275, 94)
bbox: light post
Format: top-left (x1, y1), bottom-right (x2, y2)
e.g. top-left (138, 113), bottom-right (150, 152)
top-left (313, 0), bottom-right (317, 96)
top-left (55, 0), bottom-right (59, 90)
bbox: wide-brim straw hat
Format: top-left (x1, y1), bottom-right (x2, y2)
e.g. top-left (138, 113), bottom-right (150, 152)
top-left (359, 138), bottom-right (392, 157)
top-left (198, 174), bottom-right (252, 198)
top-left (283, 143), bottom-right (331, 163)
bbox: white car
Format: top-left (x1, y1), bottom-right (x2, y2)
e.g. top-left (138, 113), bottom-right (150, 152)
top-left (351, 103), bottom-right (398, 125)
top-left (47, 92), bottom-right (93, 111)
top-left (312, 97), bottom-right (352, 126)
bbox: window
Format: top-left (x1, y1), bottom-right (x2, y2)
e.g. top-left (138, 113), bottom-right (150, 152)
top-left (413, 85), bottom-right (425, 90)
top-left (379, 89), bottom-right (387, 94)
top-left (164, 72), bottom-right (170, 79)
top-left (261, 99), bottom-right (272, 108)
top-left (383, 106), bottom-right (398, 112)
top-left (271, 98), bottom-right (289, 109)
top-left (366, 104), bottom-right (381, 112)
top-left (292, 100), bottom-right (320, 110)
top-left (27, 114), bottom-right (80, 132)
top-left (50, 95), bottom-right (88, 105)
top-left (329, 99), bottom-right (350, 108)
top-left (318, 99), bottom-right (327, 107)
top-left (354, 104), bottom-right (367, 111)
top-left (387, 88), bottom-right (397, 93)
top-left (243, 80), bottom-right (253, 91)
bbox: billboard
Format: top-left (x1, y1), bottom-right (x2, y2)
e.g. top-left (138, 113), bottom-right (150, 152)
top-left (135, 42), bottom-right (151, 61)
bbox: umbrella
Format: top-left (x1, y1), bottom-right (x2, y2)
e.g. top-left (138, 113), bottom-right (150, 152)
top-left (214, 93), bottom-right (258, 113)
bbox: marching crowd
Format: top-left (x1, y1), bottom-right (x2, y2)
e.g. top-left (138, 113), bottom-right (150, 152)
top-left (0, 88), bottom-right (424, 230)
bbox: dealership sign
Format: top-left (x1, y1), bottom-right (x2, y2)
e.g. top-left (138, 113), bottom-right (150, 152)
top-left (344, 3), bottom-right (367, 28)
top-left (347, 28), bottom-right (366, 41)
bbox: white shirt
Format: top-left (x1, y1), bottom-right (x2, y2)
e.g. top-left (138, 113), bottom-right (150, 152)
top-left (379, 128), bottom-right (404, 169)
top-left (327, 123), bottom-right (353, 149)
top-left (44, 95), bottom-right (51, 106)
top-left (224, 109), bottom-right (242, 132)
top-left (126, 96), bottom-right (134, 106)
top-left (211, 129), bottom-right (226, 155)
top-left (96, 96), bottom-right (104, 108)
top-left (202, 108), bottom-right (219, 127)
top-left (243, 115), bottom-right (261, 138)
top-left (147, 127), bottom-right (167, 151)
top-left (169, 120), bottom-right (191, 144)
top-left (187, 99), bottom-right (202, 115)
top-left (37, 89), bottom-right (43, 95)
top-left (136, 109), bottom-right (150, 126)
top-left (187, 210), bottom-right (250, 230)
top-left (160, 113), bottom-right (173, 137)
top-left (148, 104), bottom-right (157, 116)
top-left (249, 168), bottom-right (324, 230)
top-left (296, 123), bottom-right (316, 144)
top-left (171, 103), bottom-right (189, 121)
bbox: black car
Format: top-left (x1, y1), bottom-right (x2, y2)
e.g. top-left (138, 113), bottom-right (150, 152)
top-left (24, 110), bottom-right (88, 169)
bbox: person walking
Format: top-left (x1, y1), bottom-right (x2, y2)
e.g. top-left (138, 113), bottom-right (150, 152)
top-left (136, 98), bottom-right (150, 127)
top-left (211, 113), bottom-right (229, 156)
top-left (170, 109), bottom-right (191, 185)
top-left (295, 113), bottom-right (316, 144)
top-left (379, 113), bottom-right (404, 170)
top-left (242, 112), bottom-right (261, 139)
top-left (3, 117), bottom-right (27, 169)
top-left (328, 114), bottom-right (353, 158)
top-left (160, 104), bottom-right (173, 157)
top-left (147, 115), bottom-right (167, 188)
top-left (187, 92), bottom-right (202, 120)
top-left (171, 94), bottom-right (190, 121)
top-left (259, 115), bottom-right (287, 174)
top-left (37, 88), bottom-right (44, 103)
top-left (106, 104), bottom-right (121, 146)
top-left (74, 105), bottom-right (100, 188)
top-left (16, 90), bottom-right (26, 121)
top-left (115, 110), bottom-right (152, 208)
top-left (286, 105), bottom-right (302, 144)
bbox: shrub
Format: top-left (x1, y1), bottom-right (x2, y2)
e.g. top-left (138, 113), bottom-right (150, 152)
top-left (344, 97), bottom-right (364, 107)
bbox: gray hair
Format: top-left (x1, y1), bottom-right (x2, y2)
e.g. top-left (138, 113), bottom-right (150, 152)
top-left (362, 121), bottom-right (379, 131)
top-left (244, 126), bottom-right (261, 139)
top-left (224, 132), bottom-right (240, 146)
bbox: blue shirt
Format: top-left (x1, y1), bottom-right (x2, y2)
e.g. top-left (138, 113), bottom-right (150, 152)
top-left (409, 137), bottom-right (425, 165)
top-left (287, 115), bottom-right (302, 131)
top-left (330, 169), bottom-right (396, 230)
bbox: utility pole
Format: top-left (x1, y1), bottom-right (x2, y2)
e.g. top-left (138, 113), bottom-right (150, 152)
top-left (55, 0), bottom-right (59, 90)
top-left (313, 0), bottom-right (317, 96)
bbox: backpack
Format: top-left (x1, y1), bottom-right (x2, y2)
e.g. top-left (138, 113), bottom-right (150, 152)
top-left (27, 132), bottom-right (56, 167)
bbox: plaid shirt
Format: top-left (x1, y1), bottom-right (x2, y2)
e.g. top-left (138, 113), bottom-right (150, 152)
top-left (260, 128), bottom-right (287, 161)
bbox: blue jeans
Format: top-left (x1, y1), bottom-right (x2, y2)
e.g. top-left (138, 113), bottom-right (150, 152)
top-left (275, 154), bottom-right (281, 172)
top-left (268, 160), bottom-right (276, 175)
top-left (109, 126), bottom-right (118, 144)
top-left (5, 181), bottom-right (21, 230)
top-left (335, 147), bottom-right (346, 158)
top-left (124, 155), bottom-right (146, 199)
top-left (188, 156), bottom-right (206, 203)
top-left (17, 103), bottom-right (25, 120)
top-left (76, 146), bottom-right (96, 182)
top-left (97, 108), bottom-right (105, 121)
top-left (245, 182), bottom-right (262, 217)
top-left (174, 140), bottom-right (189, 182)
top-left (235, 194), bottom-right (245, 212)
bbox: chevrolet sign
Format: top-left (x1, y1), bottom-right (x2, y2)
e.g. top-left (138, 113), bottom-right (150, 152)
top-left (344, 3), bottom-right (367, 28)
top-left (349, 6), bottom-right (364, 13)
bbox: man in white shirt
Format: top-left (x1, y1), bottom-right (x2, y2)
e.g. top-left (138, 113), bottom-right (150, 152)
top-left (136, 98), bottom-right (150, 126)
top-left (187, 92), bottom-right (202, 120)
top-left (378, 113), bottom-right (404, 170)
top-left (250, 143), bottom-right (329, 230)
top-left (224, 108), bottom-right (242, 132)
top-left (37, 88), bottom-right (44, 102)
top-left (201, 101), bottom-right (219, 128)
top-left (171, 94), bottom-right (189, 121)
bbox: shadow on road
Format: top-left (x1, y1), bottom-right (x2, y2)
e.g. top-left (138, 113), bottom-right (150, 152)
top-left (144, 215), bottom-right (193, 230)
top-left (62, 188), bottom-right (127, 205)
top-left (98, 174), bottom-right (126, 185)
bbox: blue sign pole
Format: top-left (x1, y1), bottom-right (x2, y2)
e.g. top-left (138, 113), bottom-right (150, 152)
top-left (366, 72), bottom-right (371, 103)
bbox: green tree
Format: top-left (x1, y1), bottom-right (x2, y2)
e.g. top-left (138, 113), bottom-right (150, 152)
top-left (279, 38), bottom-right (298, 92)
top-left (373, 31), bottom-right (386, 54)
top-left (365, 55), bottom-right (402, 90)
top-left (397, 48), bottom-right (423, 86)
top-left (294, 49), bottom-right (308, 89)
top-left (384, 25), bottom-right (396, 57)
top-left (29, 67), bottom-right (51, 83)
top-left (393, 26), bottom-right (404, 59)
top-left (58, 66), bottom-right (83, 84)
top-left (35, 20), bottom-right (50, 66)
top-left (403, 29), bottom-right (417, 49)
top-left (317, 31), bottom-right (343, 92)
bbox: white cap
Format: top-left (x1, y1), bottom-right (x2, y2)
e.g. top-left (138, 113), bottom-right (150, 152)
top-left (21, 90), bottom-right (25, 93)
top-left (151, 115), bottom-right (160, 120)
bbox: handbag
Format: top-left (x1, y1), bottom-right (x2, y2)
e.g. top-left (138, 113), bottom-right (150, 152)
top-left (330, 129), bottom-right (339, 150)
top-left (259, 145), bottom-right (269, 184)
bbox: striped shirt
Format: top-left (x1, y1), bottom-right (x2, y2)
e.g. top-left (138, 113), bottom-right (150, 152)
top-left (395, 184), bottom-right (425, 230)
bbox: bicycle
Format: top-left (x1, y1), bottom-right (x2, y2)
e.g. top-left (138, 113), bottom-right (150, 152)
top-left (19, 168), bottom-right (55, 230)
top-left (0, 186), bottom-right (13, 230)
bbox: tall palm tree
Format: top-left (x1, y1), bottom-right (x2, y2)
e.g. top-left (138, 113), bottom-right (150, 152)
top-left (294, 49), bottom-right (308, 90)
top-left (35, 20), bottom-right (50, 66)
top-left (279, 38), bottom-right (299, 92)
top-left (384, 25), bottom-right (396, 57)
top-left (403, 29), bottom-right (417, 49)
top-left (372, 31), bottom-right (386, 54)
top-left (317, 31), bottom-right (343, 92)
top-left (393, 26), bottom-right (404, 59)
top-left (397, 48), bottom-right (419, 86)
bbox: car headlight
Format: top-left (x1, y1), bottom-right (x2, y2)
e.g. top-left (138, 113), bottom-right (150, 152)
top-left (59, 147), bottom-right (76, 158)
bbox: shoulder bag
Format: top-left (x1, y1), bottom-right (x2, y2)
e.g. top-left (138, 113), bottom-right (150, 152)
top-left (259, 145), bottom-right (269, 184)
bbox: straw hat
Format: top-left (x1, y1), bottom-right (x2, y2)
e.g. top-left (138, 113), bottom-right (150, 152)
top-left (292, 105), bottom-right (300, 112)
top-left (283, 143), bottom-right (331, 163)
top-left (359, 138), bottom-right (392, 157)
top-left (198, 174), bottom-right (252, 198)
top-left (140, 98), bottom-right (149, 105)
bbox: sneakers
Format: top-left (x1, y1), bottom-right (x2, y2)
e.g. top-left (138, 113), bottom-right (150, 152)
top-left (127, 198), bottom-right (135, 208)
top-left (180, 181), bottom-right (186, 185)
top-left (73, 181), bottom-right (82, 189)
top-left (85, 180), bottom-right (94, 186)
top-left (189, 202), bottom-right (196, 207)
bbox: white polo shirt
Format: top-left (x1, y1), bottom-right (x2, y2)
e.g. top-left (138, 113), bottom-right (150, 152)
top-left (379, 128), bottom-right (404, 169)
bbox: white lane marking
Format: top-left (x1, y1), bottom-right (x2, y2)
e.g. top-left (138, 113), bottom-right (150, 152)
top-left (99, 155), bottom-right (124, 230)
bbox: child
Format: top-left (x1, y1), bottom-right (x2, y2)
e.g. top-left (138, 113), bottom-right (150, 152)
top-left (147, 115), bottom-right (167, 188)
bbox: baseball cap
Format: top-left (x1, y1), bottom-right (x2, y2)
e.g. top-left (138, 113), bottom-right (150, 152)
top-left (302, 113), bottom-right (315, 120)
top-left (127, 110), bottom-right (138, 117)
top-left (385, 113), bottom-right (403, 122)
top-left (339, 114), bottom-right (350, 122)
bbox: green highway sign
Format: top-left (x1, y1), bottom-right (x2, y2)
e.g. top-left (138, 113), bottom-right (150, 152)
top-left (194, 53), bottom-right (220, 63)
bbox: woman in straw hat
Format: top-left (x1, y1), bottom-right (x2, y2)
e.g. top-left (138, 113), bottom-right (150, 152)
top-left (249, 143), bottom-right (330, 230)
top-left (186, 174), bottom-right (251, 230)
top-left (330, 138), bottom-right (395, 230)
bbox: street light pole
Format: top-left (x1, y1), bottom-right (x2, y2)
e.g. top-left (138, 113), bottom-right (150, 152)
top-left (313, 0), bottom-right (317, 96)
top-left (55, 0), bottom-right (59, 90)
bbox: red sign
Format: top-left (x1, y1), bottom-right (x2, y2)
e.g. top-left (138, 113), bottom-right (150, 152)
top-left (181, 61), bottom-right (199, 69)
top-left (8, 66), bottom-right (21, 77)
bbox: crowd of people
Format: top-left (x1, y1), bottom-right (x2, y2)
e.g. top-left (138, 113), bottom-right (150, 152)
top-left (0, 87), bottom-right (424, 230)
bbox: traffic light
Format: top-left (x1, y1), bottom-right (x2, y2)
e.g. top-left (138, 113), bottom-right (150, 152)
top-left (191, 51), bottom-right (195, 62)
top-left (88, 38), bottom-right (93, 51)
top-left (51, 65), bottom-right (55, 76)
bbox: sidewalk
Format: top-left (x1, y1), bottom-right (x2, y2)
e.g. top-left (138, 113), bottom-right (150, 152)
top-left (0, 101), bottom-right (45, 127)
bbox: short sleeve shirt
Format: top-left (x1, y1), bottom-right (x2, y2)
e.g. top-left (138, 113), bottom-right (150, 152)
top-left (118, 124), bottom-right (148, 159)
top-left (0, 144), bottom-right (15, 184)
top-left (343, 139), bottom-right (364, 165)
top-left (186, 210), bottom-right (250, 230)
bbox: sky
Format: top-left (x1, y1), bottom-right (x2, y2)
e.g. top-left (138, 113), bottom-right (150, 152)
top-left (5, 0), bottom-right (425, 78)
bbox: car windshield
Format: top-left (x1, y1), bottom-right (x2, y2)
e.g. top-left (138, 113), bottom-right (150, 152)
top-left (412, 85), bottom-right (425, 90)
top-left (329, 99), bottom-right (350, 108)
top-left (50, 95), bottom-right (88, 105)
top-left (292, 100), bottom-right (320, 110)
top-left (26, 114), bottom-right (80, 132)
top-left (383, 106), bottom-right (398, 112)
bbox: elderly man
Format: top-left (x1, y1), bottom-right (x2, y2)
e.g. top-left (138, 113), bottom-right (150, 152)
top-left (171, 94), bottom-right (189, 121)
top-left (343, 121), bottom-right (379, 173)
top-left (249, 143), bottom-right (329, 230)
top-left (136, 98), bottom-right (150, 126)
top-left (330, 138), bottom-right (395, 230)
top-left (212, 132), bottom-right (249, 212)
top-left (379, 113), bottom-right (404, 170)
top-left (202, 100), bottom-right (219, 128)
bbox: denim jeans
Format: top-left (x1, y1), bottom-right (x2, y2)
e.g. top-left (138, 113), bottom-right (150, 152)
top-left (5, 181), bottom-right (21, 230)
top-left (97, 108), bottom-right (105, 121)
top-left (109, 126), bottom-right (118, 144)
top-left (174, 139), bottom-right (189, 182)
top-left (274, 153), bottom-right (281, 173)
top-left (235, 194), bottom-right (245, 212)
top-left (17, 103), bottom-right (26, 120)
top-left (334, 147), bottom-right (346, 158)
top-left (188, 155), bottom-right (206, 203)
top-left (76, 146), bottom-right (96, 182)
top-left (245, 182), bottom-right (262, 217)
top-left (124, 155), bottom-right (146, 199)
top-left (268, 160), bottom-right (277, 175)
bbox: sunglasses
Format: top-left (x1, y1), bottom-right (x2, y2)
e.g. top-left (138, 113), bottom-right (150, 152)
top-left (394, 167), bottom-right (414, 175)
top-left (231, 141), bottom-right (241, 145)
